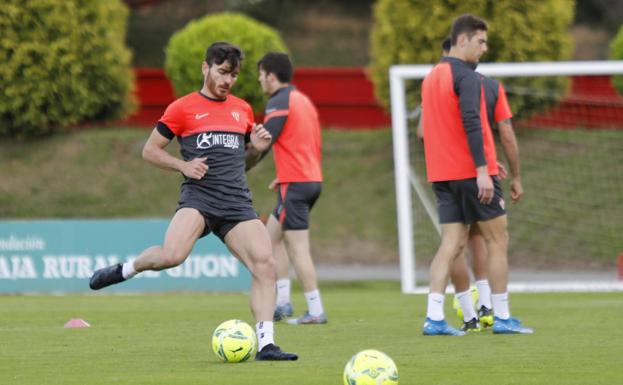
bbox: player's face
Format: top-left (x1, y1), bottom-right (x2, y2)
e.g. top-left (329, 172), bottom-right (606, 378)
top-left (464, 30), bottom-right (488, 64)
top-left (258, 68), bottom-right (270, 94)
top-left (203, 60), bottom-right (240, 99)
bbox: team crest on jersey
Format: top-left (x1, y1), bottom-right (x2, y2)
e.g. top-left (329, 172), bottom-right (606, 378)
top-left (231, 110), bottom-right (241, 122)
top-left (196, 132), bottom-right (240, 150)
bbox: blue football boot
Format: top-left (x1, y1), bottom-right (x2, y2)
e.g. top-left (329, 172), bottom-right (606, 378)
top-left (273, 303), bottom-right (294, 321)
top-left (492, 317), bottom-right (534, 334)
top-left (422, 318), bottom-right (466, 336)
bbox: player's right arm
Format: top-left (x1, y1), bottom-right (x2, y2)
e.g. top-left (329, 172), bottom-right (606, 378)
top-left (458, 72), bottom-right (493, 204)
top-left (142, 128), bottom-right (208, 180)
top-left (142, 99), bottom-right (208, 180)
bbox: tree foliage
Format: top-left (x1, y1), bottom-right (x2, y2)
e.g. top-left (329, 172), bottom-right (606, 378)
top-left (0, 0), bottom-right (135, 139)
top-left (164, 12), bottom-right (288, 113)
top-left (610, 24), bottom-right (623, 95)
top-left (369, 0), bottom-right (575, 119)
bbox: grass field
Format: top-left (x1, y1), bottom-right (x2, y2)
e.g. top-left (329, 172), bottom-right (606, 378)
top-left (1, 281), bottom-right (622, 385)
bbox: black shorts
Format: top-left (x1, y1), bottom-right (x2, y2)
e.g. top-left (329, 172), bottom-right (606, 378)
top-left (432, 177), bottom-right (506, 225)
top-left (272, 182), bottom-right (322, 230)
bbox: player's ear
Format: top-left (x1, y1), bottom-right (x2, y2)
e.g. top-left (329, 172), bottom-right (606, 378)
top-left (202, 61), bottom-right (209, 76)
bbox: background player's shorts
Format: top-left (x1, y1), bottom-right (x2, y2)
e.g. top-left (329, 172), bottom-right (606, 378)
top-left (432, 177), bottom-right (505, 224)
top-left (272, 182), bottom-right (322, 230)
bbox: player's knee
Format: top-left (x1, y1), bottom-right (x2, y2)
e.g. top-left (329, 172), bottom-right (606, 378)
top-left (251, 251), bottom-right (276, 280)
top-left (161, 248), bottom-right (188, 268)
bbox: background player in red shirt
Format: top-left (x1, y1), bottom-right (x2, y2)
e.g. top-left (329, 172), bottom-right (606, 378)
top-left (421, 15), bottom-right (533, 335)
top-left (89, 42), bottom-right (297, 360)
top-left (249, 52), bottom-right (326, 325)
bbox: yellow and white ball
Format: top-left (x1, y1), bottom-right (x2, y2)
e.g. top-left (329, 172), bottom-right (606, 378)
top-left (343, 349), bottom-right (399, 385)
top-left (212, 319), bottom-right (256, 363)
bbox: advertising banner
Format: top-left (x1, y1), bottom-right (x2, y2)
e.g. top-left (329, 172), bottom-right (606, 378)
top-left (0, 220), bottom-right (251, 293)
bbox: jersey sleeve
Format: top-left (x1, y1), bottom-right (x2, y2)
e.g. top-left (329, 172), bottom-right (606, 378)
top-left (494, 82), bottom-right (513, 122)
top-left (157, 99), bottom-right (185, 137)
top-left (263, 90), bottom-right (290, 143)
top-left (244, 102), bottom-right (255, 134)
top-left (457, 73), bottom-right (487, 168)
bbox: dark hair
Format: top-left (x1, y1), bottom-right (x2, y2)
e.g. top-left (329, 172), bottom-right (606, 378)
top-left (205, 42), bottom-right (244, 69)
top-left (450, 14), bottom-right (488, 46)
top-left (257, 52), bottom-right (293, 83)
top-left (441, 37), bottom-right (451, 53)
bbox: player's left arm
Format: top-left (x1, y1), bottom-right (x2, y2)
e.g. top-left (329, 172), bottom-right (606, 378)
top-left (494, 83), bottom-right (523, 202)
top-left (246, 95), bottom-right (289, 170)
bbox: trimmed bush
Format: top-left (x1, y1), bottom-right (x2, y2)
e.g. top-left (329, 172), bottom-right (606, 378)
top-left (370, 0), bottom-right (575, 119)
top-left (611, 24), bottom-right (623, 95)
top-left (0, 0), bottom-right (135, 139)
top-left (165, 12), bottom-right (288, 113)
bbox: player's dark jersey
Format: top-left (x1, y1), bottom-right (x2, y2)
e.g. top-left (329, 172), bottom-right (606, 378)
top-left (481, 76), bottom-right (512, 127)
top-left (421, 56), bottom-right (498, 182)
top-left (263, 85), bottom-right (322, 183)
top-left (157, 91), bottom-right (255, 218)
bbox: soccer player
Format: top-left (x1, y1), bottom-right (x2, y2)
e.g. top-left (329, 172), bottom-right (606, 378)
top-left (248, 52), bottom-right (326, 325)
top-left (420, 15), bottom-right (533, 335)
top-left (89, 42), bottom-right (298, 360)
top-left (421, 37), bottom-right (525, 331)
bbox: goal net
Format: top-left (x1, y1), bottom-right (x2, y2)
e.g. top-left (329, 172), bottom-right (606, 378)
top-left (389, 61), bottom-right (623, 293)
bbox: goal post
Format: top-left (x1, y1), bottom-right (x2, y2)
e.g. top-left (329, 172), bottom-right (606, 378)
top-left (389, 60), bottom-right (623, 294)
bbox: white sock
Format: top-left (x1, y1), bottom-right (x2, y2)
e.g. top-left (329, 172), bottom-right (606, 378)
top-left (304, 289), bottom-right (324, 316)
top-left (475, 280), bottom-right (492, 309)
top-left (456, 289), bottom-right (478, 322)
top-left (121, 261), bottom-right (137, 279)
top-left (256, 321), bottom-right (274, 351)
top-left (491, 292), bottom-right (510, 319)
top-left (276, 279), bottom-right (291, 307)
top-left (426, 293), bottom-right (445, 321)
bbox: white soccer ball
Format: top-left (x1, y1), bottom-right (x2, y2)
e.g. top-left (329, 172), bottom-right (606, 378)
top-left (212, 319), bottom-right (257, 363)
top-left (343, 349), bottom-right (399, 385)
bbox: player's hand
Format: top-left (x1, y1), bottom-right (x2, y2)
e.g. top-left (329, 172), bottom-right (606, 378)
top-left (182, 157), bottom-right (208, 180)
top-left (510, 177), bottom-right (524, 203)
top-left (268, 178), bottom-right (278, 191)
top-left (476, 169), bottom-right (494, 204)
top-left (250, 123), bottom-right (272, 152)
top-left (497, 162), bottom-right (508, 180)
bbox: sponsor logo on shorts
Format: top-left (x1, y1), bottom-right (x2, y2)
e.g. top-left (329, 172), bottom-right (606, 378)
top-left (196, 132), bottom-right (240, 150)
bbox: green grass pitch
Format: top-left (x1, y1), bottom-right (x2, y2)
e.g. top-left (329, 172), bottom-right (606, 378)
top-left (1, 281), bottom-right (622, 385)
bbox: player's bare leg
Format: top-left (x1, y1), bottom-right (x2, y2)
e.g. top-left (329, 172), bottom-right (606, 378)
top-left (225, 219), bottom-right (298, 360)
top-left (266, 215), bottom-right (293, 320)
top-left (89, 208), bottom-right (203, 290)
top-left (477, 214), bottom-right (533, 333)
top-left (284, 229), bottom-right (327, 324)
top-left (423, 223), bottom-right (468, 336)
top-left (134, 208), bottom-right (204, 271)
top-left (450, 249), bottom-right (480, 331)
top-left (468, 225), bottom-right (493, 326)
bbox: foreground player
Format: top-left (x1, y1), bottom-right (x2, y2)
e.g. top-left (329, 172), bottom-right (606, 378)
top-left (89, 42), bottom-right (298, 360)
top-left (420, 38), bottom-right (525, 331)
top-left (248, 52), bottom-right (326, 325)
top-left (420, 15), bottom-right (533, 335)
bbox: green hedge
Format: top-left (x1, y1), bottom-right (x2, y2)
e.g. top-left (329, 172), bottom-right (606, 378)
top-left (0, 0), bottom-right (135, 139)
top-left (369, 0), bottom-right (575, 119)
top-left (611, 24), bottom-right (623, 95)
top-left (165, 12), bottom-right (288, 113)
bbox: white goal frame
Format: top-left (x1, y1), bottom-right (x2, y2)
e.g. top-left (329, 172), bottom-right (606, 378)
top-left (389, 60), bottom-right (623, 294)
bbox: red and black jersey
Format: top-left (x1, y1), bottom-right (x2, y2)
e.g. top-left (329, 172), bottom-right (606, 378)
top-left (421, 57), bottom-right (499, 182)
top-left (262, 85), bottom-right (322, 183)
top-left (481, 76), bottom-right (512, 126)
top-left (157, 91), bottom-right (255, 218)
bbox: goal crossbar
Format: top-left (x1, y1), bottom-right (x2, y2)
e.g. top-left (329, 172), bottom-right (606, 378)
top-left (389, 60), bottom-right (623, 294)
